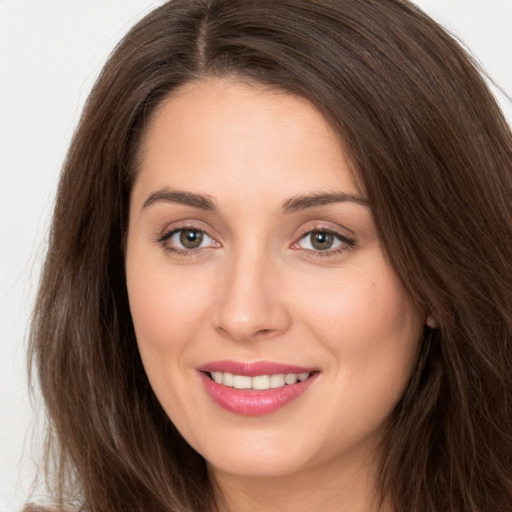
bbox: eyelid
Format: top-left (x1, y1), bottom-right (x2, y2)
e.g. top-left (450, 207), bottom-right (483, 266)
top-left (291, 223), bottom-right (356, 255)
top-left (156, 218), bottom-right (216, 239)
top-left (162, 228), bottom-right (215, 246)
top-left (154, 220), bottom-right (355, 257)
top-left (294, 221), bottom-right (354, 240)
top-left (156, 221), bottom-right (221, 254)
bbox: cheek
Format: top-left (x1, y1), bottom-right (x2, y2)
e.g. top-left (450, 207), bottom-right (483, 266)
top-left (294, 265), bottom-right (422, 444)
top-left (125, 251), bottom-right (216, 421)
top-left (292, 258), bottom-right (422, 398)
top-left (296, 263), bottom-right (420, 345)
top-left (129, 273), bottom-right (207, 336)
top-left (125, 243), bottom-right (214, 368)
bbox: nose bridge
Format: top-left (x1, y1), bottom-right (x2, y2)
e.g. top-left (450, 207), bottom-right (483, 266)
top-left (213, 241), bottom-right (290, 341)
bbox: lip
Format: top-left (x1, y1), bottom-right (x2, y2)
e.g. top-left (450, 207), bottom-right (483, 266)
top-left (197, 360), bottom-right (315, 376)
top-left (197, 360), bottom-right (319, 416)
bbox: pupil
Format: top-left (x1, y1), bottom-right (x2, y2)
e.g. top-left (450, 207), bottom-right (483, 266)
top-left (312, 231), bottom-right (333, 250)
top-left (180, 229), bottom-right (203, 249)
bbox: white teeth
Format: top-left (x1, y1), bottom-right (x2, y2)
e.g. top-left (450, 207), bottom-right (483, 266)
top-left (252, 375), bottom-right (271, 390)
top-left (223, 372), bottom-right (234, 387)
top-left (270, 374), bottom-right (286, 388)
top-left (233, 375), bottom-right (252, 389)
top-left (285, 373), bottom-right (298, 385)
top-left (210, 371), bottom-right (311, 390)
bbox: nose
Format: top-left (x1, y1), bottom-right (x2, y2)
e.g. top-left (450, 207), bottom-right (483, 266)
top-left (212, 250), bottom-right (291, 342)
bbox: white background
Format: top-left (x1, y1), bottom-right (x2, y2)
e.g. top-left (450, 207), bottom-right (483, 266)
top-left (1, 1), bottom-right (511, 510)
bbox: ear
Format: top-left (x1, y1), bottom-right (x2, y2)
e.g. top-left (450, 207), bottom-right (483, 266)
top-left (426, 315), bottom-right (438, 329)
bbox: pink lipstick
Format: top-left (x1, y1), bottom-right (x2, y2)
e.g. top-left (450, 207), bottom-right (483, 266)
top-left (197, 360), bottom-right (318, 416)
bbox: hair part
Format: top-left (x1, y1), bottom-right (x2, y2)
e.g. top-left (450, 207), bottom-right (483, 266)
top-left (29, 1), bottom-right (512, 510)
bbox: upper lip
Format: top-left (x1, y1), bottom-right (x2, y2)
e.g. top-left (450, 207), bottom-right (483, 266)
top-left (197, 360), bottom-right (317, 376)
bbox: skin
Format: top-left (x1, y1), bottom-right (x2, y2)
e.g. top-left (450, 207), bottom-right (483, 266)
top-left (125, 77), bottom-right (425, 512)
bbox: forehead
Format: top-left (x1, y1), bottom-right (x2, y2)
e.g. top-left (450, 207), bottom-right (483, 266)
top-left (132, 77), bottom-right (361, 208)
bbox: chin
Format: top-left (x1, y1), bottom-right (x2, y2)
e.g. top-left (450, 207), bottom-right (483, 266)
top-left (206, 449), bottom-right (314, 479)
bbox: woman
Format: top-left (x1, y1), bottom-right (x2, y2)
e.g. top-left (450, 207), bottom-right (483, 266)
top-left (28, 0), bottom-right (512, 511)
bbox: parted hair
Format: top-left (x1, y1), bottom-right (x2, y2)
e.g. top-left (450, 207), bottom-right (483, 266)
top-left (28, 0), bottom-right (512, 510)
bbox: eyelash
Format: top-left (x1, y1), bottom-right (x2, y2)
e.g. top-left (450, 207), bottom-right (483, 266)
top-left (157, 225), bottom-right (218, 257)
top-left (292, 227), bottom-right (356, 257)
top-left (157, 226), bottom-right (356, 257)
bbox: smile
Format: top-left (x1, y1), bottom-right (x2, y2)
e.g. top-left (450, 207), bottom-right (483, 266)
top-left (197, 361), bottom-right (319, 415)
top-left (209, 371), bottom-right (311, 390)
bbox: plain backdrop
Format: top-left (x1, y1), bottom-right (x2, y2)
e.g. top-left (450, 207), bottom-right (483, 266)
top-left (1, 1), bottom-right (511, 510)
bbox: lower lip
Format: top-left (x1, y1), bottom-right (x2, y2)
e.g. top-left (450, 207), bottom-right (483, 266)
top-left (198, 372), bottom-right (318, 416)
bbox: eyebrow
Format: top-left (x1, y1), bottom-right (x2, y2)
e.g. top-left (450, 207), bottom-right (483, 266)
top-left (281, 192), bottom-right (370, 213)
top-left (142, 188), bottom-right (370, 213)
top-left (143, 188), bottom-right (216, 211)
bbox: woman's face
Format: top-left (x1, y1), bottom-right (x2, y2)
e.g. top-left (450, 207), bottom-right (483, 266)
top-left (126, 78), bottom-right (424, 480)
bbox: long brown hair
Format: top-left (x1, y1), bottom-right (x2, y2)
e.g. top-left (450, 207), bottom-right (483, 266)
top-left (28, 0), bottom-right (512, 510)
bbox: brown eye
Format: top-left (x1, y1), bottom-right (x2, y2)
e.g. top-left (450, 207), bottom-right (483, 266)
top-left (292, 228), bottom-right (356, 255)
top-left (310, 231), bottom-right (334, 251)
top-left (159, 227), bottom-right (219, 254)
top-left (179, 229), bottom-right (204, 249)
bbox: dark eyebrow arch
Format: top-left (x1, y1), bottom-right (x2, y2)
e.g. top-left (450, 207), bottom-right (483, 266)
top-left (142, 188), bottom-right (216, 211)
top-left (281, 192), bottom-right (370, 213)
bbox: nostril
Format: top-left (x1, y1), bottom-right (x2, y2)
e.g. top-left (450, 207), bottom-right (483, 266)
top-left (213, 298), bottom-right (292, 342)
top-left (253, 328), bottom-right (276, 339)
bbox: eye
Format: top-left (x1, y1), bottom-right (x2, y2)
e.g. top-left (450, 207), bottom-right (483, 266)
top-left (159, 228), bottom-right (219, 252)
top-left (293, 229), bottom-right (355, 254)
top-left (175, 228), bottom-right (207, 249)
top-left (301, 231), bottom-right (339, 251)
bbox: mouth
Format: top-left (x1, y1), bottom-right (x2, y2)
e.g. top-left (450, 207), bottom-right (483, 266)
top-left (206, 371), bottom-right (313, 390)
top-left (197, 361), bottom-right (319, 416)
